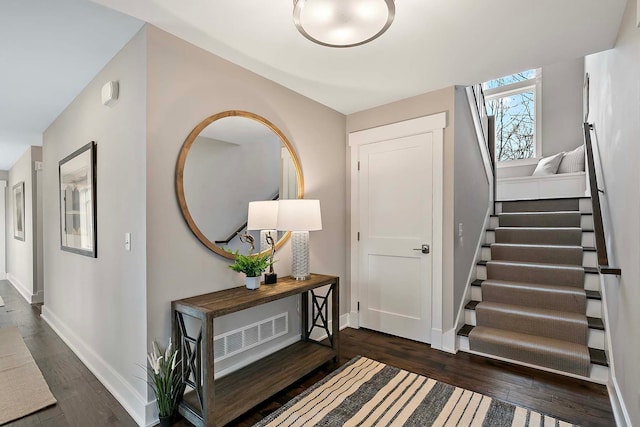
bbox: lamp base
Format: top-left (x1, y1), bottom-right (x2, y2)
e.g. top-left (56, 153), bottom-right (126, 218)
top-left (291, 231), bottom-right (311, 280)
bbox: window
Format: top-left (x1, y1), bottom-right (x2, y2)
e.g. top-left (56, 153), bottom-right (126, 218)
top-left (483, 69), bottom-right (542, 162)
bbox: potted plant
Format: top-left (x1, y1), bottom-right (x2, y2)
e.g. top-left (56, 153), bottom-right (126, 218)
top-left (228, 250), bottom-right (272, 290)
top-left (144, 340), bottom-right (181, 427)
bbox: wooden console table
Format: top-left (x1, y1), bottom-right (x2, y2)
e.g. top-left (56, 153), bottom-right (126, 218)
top-left (172, 274), bottom-right (340, 427)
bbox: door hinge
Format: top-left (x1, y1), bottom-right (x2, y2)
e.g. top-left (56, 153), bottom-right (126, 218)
top-left (357, 232), bottom-right (360, 241)
top-left (357, 161), bottom-right (360, 171)
top-left (357, 302), bottom-right (360, 311)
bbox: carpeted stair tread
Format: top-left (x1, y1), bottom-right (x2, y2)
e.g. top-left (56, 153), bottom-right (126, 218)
top-left (485, 260), bottom-right (585, 288)
top-left (482, 243), bottom-right (597, 252)
top-left (472, 279), bottom-right (601, 300)
top-left (480, 279), bottom-right (586, 314)
top-left (499, 198), bottom-right (581, 213)
top-left (474, 301), bottom-right (588, 345)
top-left (467, 326), bottom-right (591, 376)
top-left (493, 227), bottom-right (583, 245)
top-left (467, 299), bottom-right (603, 330)
top-left (489, 243), bottom-right (584, 265)
top-left (498, 212), bottom-right (581, 228)
top-left (457, 324), bottom-right (609, 368)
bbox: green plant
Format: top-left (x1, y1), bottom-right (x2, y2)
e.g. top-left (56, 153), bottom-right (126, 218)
top-left (144, 340), bottom-right (182, 418)
top-left (228, 251), bottom-right (272, 277)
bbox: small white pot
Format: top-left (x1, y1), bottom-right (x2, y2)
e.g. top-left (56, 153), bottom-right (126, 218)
top-left (245, 276), bottom-right (261, 290)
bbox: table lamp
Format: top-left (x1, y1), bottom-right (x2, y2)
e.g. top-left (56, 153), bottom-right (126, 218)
top-left (276, 199), bottom-right (322, 280)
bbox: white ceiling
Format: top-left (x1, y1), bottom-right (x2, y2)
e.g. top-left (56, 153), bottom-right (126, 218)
top-left (0, 0), bottom-right (627, 171)
top-left (0, 0), bottom-right (142, 170)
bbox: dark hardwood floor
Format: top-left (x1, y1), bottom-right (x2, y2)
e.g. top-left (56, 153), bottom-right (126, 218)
top-left (0, 280), bottom-right (137, 427)
top-left (1, 279), bottom-right (615, 426)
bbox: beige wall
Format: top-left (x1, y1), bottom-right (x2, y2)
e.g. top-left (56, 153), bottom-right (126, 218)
top-left (42, 29), bottom-right (148, 423)
top-left (453, 87), bottom-right (490, 315)
top-left (6, 146), bottom-right (42, 302)
top-left (346, 87), bottom-right (459, 335)
top-left (585, 1), bottom-right (640, 425)
top-left (145, 25), bottom-right (346, 379)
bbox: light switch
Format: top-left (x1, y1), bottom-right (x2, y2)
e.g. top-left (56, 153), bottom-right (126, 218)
top-left (458, 223), bottom-right (463, 237)
top-left (125, 233), bottom-right (131, 251)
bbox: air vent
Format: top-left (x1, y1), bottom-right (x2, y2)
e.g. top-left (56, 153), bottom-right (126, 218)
top-left (213, 313), bottom-right (288, 362)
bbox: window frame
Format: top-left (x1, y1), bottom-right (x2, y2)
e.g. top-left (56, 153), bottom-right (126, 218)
top-left (484, 69), bottom-right (543, 164)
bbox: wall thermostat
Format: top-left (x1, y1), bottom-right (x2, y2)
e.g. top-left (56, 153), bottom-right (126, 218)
top-left (101, 81), bottom-right (119, 107)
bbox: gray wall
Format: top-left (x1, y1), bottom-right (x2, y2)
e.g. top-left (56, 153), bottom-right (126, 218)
top-left (346, 87), bottom-right (458, 335)
top-left (0, 170), bottom-right (8, 279)
top-left (42, 28), bottom-right (149, 420)
top-left (585, 2), bottom-right (640, 425)
top-left (453, 87), bottom-right (490, 314)
top-left (145, 25), bottom-right (346, 376)
top-left (541, 58), bottom-right (585, 156)
top-left (6, 146), bottom-right (42, 302)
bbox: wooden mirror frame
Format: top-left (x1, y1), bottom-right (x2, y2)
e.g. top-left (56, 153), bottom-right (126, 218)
top-left (176, 111), bottom-right (304, 259)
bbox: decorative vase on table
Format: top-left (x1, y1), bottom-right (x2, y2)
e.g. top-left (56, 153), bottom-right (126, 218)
top-left (246, 275), bottom-right (261, 290)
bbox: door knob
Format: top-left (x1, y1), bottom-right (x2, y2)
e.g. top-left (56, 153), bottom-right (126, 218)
top-left (413, 244), bottom-right (430, 254)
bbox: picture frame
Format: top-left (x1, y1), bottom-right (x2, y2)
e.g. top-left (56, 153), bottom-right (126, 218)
top-left (13, 181), bottom-right (25, 241)
top-left (59, 141), bottom-right (97, 257)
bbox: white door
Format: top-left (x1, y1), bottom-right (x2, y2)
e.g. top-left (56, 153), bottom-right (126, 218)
top-left (358, 132), bottom-right (433, 343)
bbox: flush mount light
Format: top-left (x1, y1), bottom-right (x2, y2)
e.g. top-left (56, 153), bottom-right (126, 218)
top-left (293, 0), bottom-right (395, 48)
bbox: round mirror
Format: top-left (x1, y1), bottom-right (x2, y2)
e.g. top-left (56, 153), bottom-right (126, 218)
top-left (176, 111), bottom-right (304, 259)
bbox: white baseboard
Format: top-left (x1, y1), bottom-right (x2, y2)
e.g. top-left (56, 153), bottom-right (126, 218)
top-left (348, 311), bottom-right (359, 329)
top-left (609, 375), bottom-right (632, 427)
top-left (309, 313), bottom-right (350, 341)
top-left (7, 273), bottom-right (36, 304)
top-left (41, 306), bottom-right (148, 426)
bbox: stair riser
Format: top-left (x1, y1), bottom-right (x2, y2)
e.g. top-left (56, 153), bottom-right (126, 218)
top-left (481, 247), bottom-right (598, 268)
top-left (489, 215), bottom-right (594, 229)
top-left (495, 198), bottom-right (592, 214)
top-left (464, 309), bottom-right (605, 350)
top-left (477, 265), bottom-right (585, 288)
top-left (485, 230), bottom-right (595, 247)
top-left (470, 286), bottom-right (602, 317)
top-left (457, 336), bottom-right (608, 384)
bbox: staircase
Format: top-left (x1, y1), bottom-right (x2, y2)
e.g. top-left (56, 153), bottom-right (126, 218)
top-left (457, 197), bottom-right (609, 382)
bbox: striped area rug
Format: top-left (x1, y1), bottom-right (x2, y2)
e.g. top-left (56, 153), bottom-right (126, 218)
top-left (254, 356), bottom-right (578, 427)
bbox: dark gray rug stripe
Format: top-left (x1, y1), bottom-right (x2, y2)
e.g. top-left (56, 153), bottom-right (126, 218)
top-left (403, 382), bottom-right (455, 426)
top-left (482, 399), bottom-right (516, 427)
top-left (314, 365), bottom-right (403, 427)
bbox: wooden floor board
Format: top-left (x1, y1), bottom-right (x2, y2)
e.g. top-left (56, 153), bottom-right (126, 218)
top-left (0, 280), bottom-right (615, 426)
top-left (0, 280), bottom-right (137, 427)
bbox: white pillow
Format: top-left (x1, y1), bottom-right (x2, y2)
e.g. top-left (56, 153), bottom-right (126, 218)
top-left (557, 145), bottom-right (585, 173)
top-left (532, 152), bottom-right (564, 176)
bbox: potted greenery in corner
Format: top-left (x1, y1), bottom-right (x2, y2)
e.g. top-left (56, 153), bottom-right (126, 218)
top-left (145, 340), bottom-right (181, 427)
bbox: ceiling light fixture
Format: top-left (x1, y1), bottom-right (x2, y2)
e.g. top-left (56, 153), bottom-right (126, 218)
top-left (293, 0), bottom-right (395, 48)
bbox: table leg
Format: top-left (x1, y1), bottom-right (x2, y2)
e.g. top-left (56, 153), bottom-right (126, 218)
top-left (331, 278), bottom-right (340, 365)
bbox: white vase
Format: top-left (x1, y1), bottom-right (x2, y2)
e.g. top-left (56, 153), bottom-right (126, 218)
top-left (245, 276), bottom-right (261, 290)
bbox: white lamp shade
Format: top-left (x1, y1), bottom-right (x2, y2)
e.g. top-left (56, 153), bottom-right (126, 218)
top-left (276, 199), bottom-right (322, 231)
top-left (247, 201), bottom-right (279, 230)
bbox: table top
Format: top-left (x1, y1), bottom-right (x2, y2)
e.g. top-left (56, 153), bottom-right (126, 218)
top-left (172, 274), bottom-right (338, 318)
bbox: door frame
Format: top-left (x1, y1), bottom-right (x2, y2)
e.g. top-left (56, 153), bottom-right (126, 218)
top-left (348, 112), bottom-right (447, 350)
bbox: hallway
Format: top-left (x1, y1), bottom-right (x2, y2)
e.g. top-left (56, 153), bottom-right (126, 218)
top-left (0, 280), bottom-right (136, 426)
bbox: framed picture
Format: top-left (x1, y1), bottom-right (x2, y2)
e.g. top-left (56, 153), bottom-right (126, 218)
top-left (13, 182), bottom-right (25, 241)
top-left (59, 141), bottom-right (97, 257)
